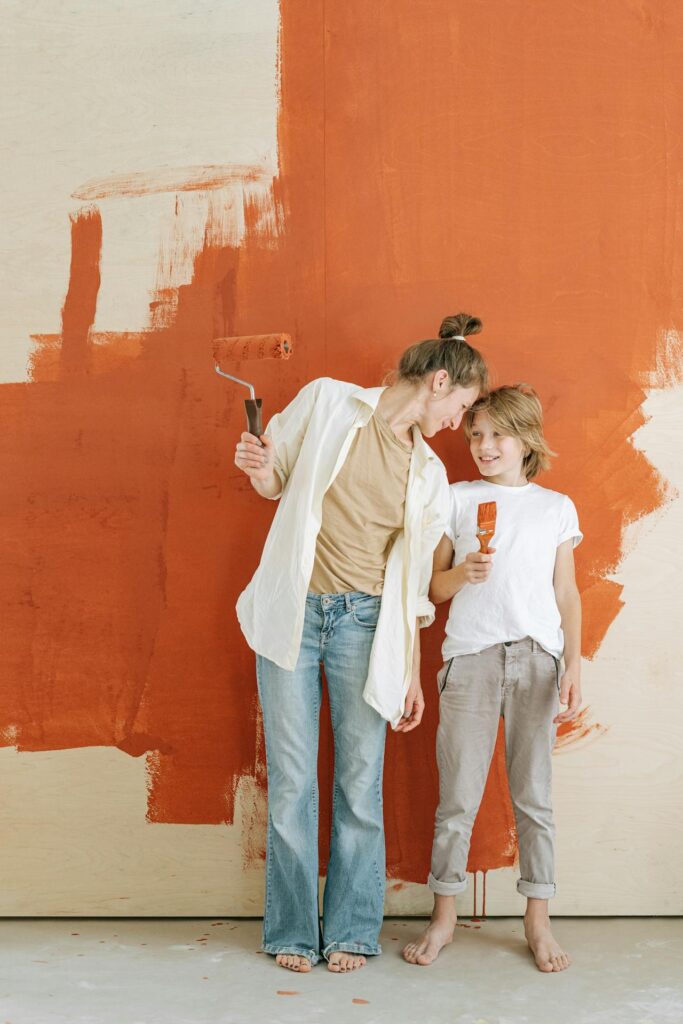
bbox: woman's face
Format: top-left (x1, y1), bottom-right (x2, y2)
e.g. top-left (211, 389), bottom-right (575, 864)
top-left (420, 381), bottom-right (480, 438)
top-left (468, 410), bottom-right (526, 479)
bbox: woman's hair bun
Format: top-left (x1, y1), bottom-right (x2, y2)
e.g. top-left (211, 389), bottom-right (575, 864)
top-left (438, 313), bottom-right (482, 340)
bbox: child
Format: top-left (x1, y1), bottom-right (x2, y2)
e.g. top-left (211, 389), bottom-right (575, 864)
top-left (403, 384), bottom-right (582, 973)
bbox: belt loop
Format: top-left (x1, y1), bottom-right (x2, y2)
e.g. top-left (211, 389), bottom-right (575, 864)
top-left (344, 593), bottom-right (352, 612)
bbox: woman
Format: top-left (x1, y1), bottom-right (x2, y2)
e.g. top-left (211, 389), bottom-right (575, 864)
top-left (234, 314), bottom-right (487, 974)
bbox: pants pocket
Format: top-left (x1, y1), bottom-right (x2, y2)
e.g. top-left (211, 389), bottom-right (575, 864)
top-left (438, 658), bottom-right (454, 695)
top-left (350, 594), bottom-right (381, 629)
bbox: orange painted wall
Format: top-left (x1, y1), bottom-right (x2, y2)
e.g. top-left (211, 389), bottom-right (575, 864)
top-left (1, 1), bottom-right (681, 894)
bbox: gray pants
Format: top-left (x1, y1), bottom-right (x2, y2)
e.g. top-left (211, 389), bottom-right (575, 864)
top-left (429, 637), bottom-right (559, 901)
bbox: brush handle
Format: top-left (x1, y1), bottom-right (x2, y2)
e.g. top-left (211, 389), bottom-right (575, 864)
top-left (478, 532), bottom-right (493, 555)
top-left (245, 398), bottom-right (263, 441)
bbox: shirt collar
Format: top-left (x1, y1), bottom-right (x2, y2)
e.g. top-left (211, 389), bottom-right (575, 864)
top-left (351, 385), bottom-right (386, 410)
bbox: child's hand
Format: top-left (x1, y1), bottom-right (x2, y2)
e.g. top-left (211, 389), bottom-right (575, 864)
top-left (462, 549), bottom-right (496, 585)
top-left (554, 668), bottom-right (582, 723)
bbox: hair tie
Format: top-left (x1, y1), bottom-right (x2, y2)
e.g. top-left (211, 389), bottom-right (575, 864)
top-left (450, 334), bottom-right (466, 341)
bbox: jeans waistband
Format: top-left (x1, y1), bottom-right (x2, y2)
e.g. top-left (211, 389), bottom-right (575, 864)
top-left (501, 636), bottom-right (543, 652)
top-left (306, 591), bottom-right (381, 611)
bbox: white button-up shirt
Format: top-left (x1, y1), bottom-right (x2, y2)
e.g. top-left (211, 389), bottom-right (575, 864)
top-left (236, 377), bottom-right (450, 727)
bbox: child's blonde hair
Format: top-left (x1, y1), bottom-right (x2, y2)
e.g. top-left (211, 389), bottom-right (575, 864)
top-left (463, 384), bottom-right (556, 480)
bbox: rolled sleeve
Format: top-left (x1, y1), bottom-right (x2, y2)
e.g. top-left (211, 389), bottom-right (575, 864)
top-left (416, 464), bottom-right (450, 630)
top-left (416, 593), bottom-right (436, 629)
top-left (263, 379), bottom-right (320, 492)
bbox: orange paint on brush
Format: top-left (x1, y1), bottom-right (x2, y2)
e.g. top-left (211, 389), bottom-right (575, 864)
top-left (0, 1), bottom-right (681, 894)
top-left (476, 502), bottom-right (497, 554)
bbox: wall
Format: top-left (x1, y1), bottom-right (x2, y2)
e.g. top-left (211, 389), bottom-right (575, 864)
top-left (1, 0), bottom-right (681, 915)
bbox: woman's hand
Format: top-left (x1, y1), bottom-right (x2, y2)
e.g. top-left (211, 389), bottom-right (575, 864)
top-left (395, 678), bottom-right (425, 733)
top-left (234, 432), bottom-right (276, 481)
top-left (554, 665), bottom-right (582, 723)
top-left (461, 548), bottom-right (496, 584)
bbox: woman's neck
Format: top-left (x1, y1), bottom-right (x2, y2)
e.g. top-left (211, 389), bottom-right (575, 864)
top-left (376, 382), bottom-right (423, 446)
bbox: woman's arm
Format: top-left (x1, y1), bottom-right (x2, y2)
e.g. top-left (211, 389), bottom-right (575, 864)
top-left (429, 534), bottom-right (494, 605)
top-left (234, 379), bottom-right (320, 500)
top-left (553, 538), bottom-right (582, 723)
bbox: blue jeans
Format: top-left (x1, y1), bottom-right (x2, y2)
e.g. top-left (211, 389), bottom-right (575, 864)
top-left (256, 592), bottom-right (387, 965)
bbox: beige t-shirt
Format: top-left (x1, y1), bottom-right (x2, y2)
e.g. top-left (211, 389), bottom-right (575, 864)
top-left (308, 411), bottom-right (412, 595)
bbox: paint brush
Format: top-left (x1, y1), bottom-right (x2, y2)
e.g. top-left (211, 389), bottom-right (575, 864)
top-left (476, 501), bottom-right (497, 554)
top-left (213, 333), bottom-right (293, 439)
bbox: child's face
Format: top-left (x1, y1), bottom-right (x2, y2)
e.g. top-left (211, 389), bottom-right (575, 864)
top-left (469, 410), bottom-right (526, 479)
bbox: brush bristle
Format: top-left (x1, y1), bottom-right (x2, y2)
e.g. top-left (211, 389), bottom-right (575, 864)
top-left (477, 501), bottom-right (497, 526)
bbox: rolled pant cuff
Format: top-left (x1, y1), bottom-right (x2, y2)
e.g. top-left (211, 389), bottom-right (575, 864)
top-left (322, 941), bottom-right (381, 960)
top-left (428, 872), bottom-right (468, 896)
top-left (517, 879), bottom-right (556, 900)
top-left (263, 944), bottom-right (321, 965)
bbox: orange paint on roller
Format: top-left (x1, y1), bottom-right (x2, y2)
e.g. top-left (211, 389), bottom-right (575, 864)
top-left (213, 333), bottom-right (293, 438)
top-left (213, 333), bottom-right (292, 366)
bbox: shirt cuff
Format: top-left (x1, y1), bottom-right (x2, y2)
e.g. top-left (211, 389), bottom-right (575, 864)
top-left (416, 594), bottom-right (435, 629)
top-left (264, 464), bottom-right (286, 500)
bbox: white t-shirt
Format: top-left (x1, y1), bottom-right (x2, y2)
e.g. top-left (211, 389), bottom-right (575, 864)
top-left (442, 480), bottom-right (582, 661)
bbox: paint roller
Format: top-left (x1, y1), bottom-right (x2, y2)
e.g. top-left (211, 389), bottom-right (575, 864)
top-left (213, 333), bottom-right (293, 439)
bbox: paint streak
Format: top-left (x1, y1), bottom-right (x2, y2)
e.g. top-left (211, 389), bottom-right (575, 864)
top-left (352, 998), bottom-right (370, 1004)
top-left (60, 209), bottom-right (101, 377)
top-left (30, 332), bottom-right (147, 382)
top-left (556, 708), bottom-right (608, 751)
top-left (72, 164), bottom-right (272, 201)
top-left (0, 1), bottom-right (681, 894)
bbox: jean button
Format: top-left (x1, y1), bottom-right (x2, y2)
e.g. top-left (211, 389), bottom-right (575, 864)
top-left (504, 641), bottom-right (512, 647)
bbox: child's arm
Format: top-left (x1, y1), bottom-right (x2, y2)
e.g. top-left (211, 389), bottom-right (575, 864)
top-left (429, 534), bottom-right (494, 605)
top-left (553, 538), bottom-right (582, 723)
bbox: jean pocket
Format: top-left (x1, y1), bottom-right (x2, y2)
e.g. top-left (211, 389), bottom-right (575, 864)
top-left (350, 594), bottom-right (381, 629)
top-left (438, 658), bottom-right (454, 695)
top-left (552, 655), bottom-right (561, 693)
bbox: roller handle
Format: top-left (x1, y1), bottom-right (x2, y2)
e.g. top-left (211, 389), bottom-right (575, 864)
top-left (245, 398), bottom-right (263, 441)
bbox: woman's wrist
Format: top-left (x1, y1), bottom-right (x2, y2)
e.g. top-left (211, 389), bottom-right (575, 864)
top-left (251, 471), bottom-right (281, 499)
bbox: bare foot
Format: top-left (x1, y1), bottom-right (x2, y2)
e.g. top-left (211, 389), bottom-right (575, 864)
top-left (524, 917), bottom-right (571, 973)
top-left (403, 897), bottom-right (457, 966)
top-left (327, 951), bottom-right (366, 973)
top-left (275, 954), bottom-right (312, 972)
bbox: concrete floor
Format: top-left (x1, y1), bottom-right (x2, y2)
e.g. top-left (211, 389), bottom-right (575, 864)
top-left (1, 918), bottom-right (682, 1024)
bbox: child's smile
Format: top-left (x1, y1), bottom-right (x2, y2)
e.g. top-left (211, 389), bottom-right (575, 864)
top-left (469, 411), bottom-right (527, 485)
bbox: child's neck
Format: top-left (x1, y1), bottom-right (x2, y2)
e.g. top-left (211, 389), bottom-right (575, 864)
top-left (480, 468), bottom-right (529, 488)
